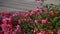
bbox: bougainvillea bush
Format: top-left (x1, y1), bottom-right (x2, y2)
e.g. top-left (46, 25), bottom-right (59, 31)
top-left (0, 4), bottom-right (60, 34)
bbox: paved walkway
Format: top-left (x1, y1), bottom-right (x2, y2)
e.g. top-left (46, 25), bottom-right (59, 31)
top-left (0, 0), bottom-right (60, 11)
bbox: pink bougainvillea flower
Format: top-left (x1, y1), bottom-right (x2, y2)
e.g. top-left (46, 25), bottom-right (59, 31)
top-left (12, 30), bottom-right (17, 34)
top-left (35, 19), bottom-right (41, 23)
top-left (23, 12), bottom-right (29, 18)
top-left (15, 12), bottom-right (20, 14)
top-left (1, 23), bottom-right (8, 31)
top-left (58, 30), bottom-right (60, 34)
top-left (27, 18), bottom-right (32, 22)
top-left (0, 31), bottom-right (3, 34)
top-left (36, 8), bottom-right (43, 15)
top-left (7, 24), bottom-right (12, 31)
top-left (25, 17), bottom-right (32, 22)
top-left (12, 13), bottom-right (18, 17)
top-left (2, 17), bottom-right (12, 25)
top-left (34, 29), bottom-right (36, 33)
top-left (27, 10), bottom-right (32, 13)
top-left (18, 18), bottom-right (26, 23)
top-left (46, 21), bottom-right (50, 24)
top-left (8, 16), bottom-right (13, 25)
top-left (16, 25), bottom-right (21, 32)
top-left (34, 30), bottom-right (41, 34)
top-left (1, 22), bottom-right (12, 32)
top-left (4, 17), bottom-right (11, 21)
top-left (12, 12), bottom-right (20, 17)
top-left (19, 19), bottom-right (25, 23)
top-left (37, 32), bottom-right (41, 34)
top-left (4, 30), bottom-right (12, 34)
top-left (1, 12), bottom-right (11, 17)
top-left (18, 19), bottom-right (21, 24)
top-left (22, 18), bottom-right (26, 21)
top-left (16, 25), bottom-right (20, 29)
top-left (30, 10), bottom-right (36, 16)
top-left (41, 19), bottom-right (47, 24)
top-left (4, 31), bottom-right (9, 34)
top-left (2, 18), bottom-right (7, 24)
top-left (47, 30), bottom-right (53, 34)
top-left (41, 30), bottom-right (46, 34)
top-left (21, 30), bottom-right (26, 34)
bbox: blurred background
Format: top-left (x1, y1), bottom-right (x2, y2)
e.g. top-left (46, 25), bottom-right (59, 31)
top-left (0, 0), bottom-right (60, 11)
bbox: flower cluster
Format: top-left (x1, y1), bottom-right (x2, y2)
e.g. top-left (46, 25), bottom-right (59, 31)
top-left (0, 4), bottom-right (60, 34)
